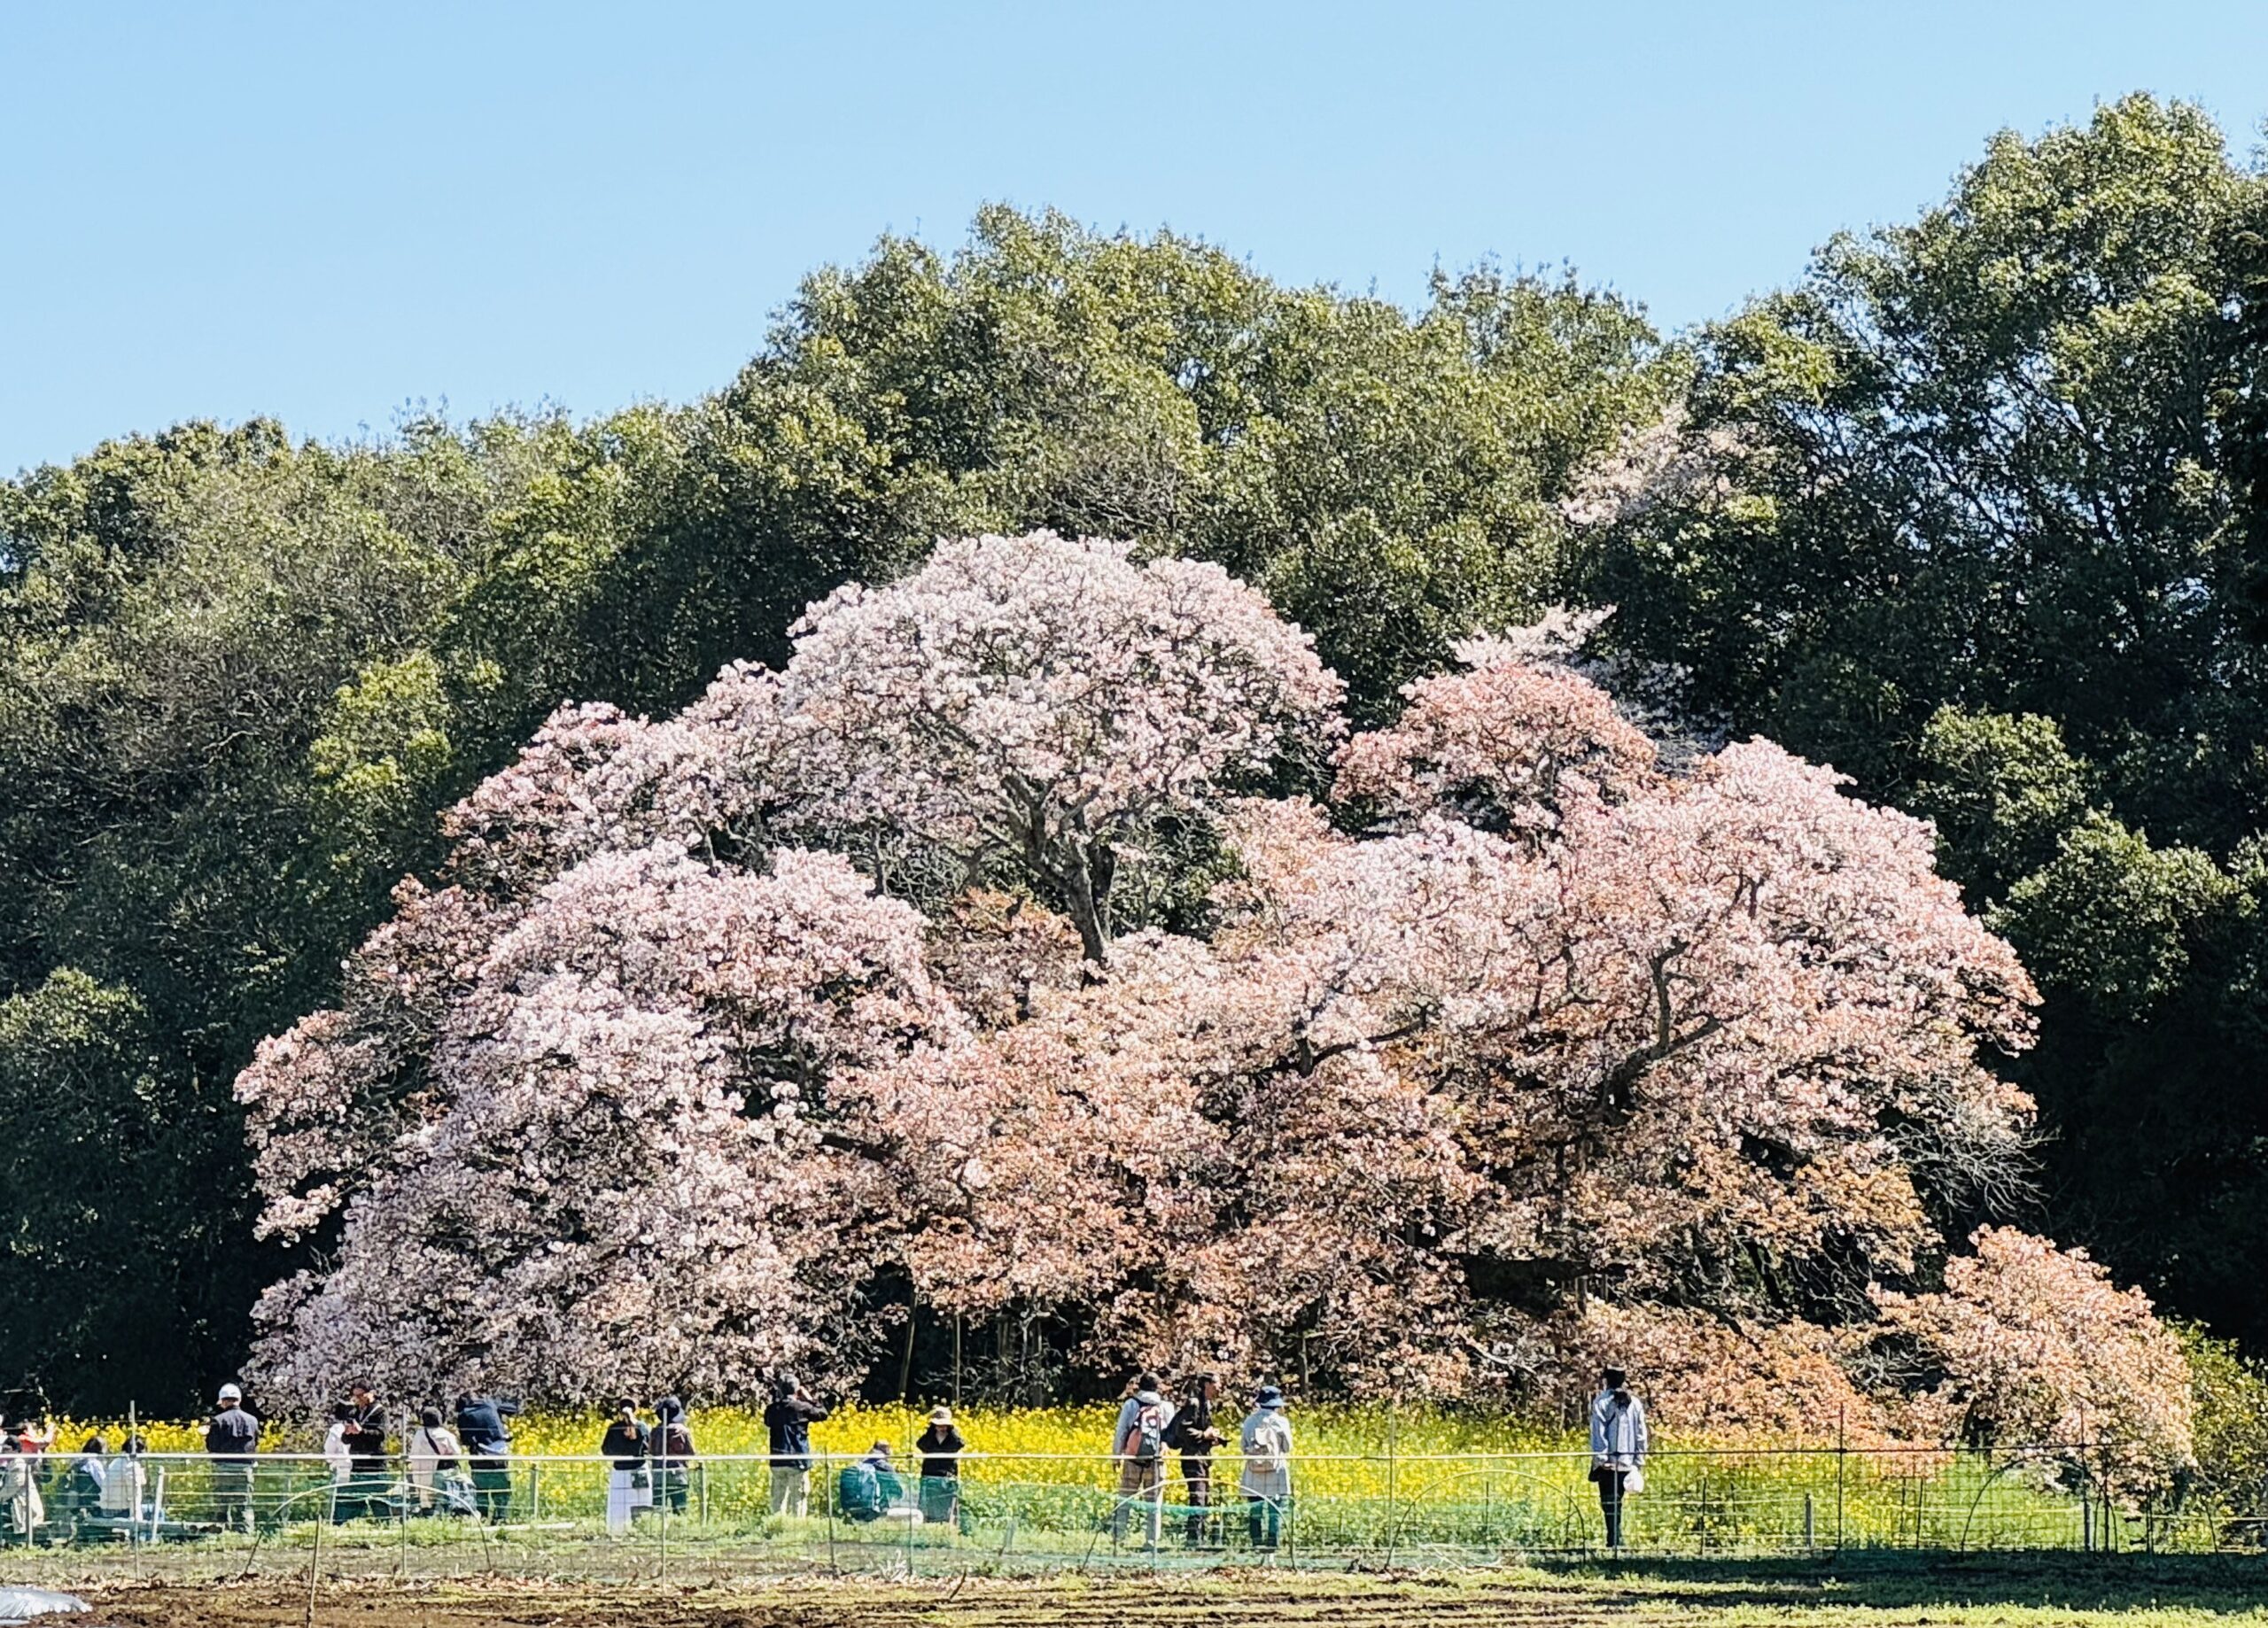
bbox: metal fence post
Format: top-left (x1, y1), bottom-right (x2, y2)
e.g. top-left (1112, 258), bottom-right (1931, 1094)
top-left (1384, 1411), bottom-right (1399, 1569)
top-left (1834, 1410), bottom-right (1846, 1553)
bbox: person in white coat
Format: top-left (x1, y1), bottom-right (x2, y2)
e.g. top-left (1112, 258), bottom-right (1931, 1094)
top-left (0, 1436), bottom-right (42, 1545)
top-left (99, 1434), bottom-right (149, 1524)
top-left (1238, 1386), bottom-right (1293, 1552)
top-left (1588, 1366), bottom-right (1649, 1549)
top-left (406, 1408), bottom-right (463, 1513)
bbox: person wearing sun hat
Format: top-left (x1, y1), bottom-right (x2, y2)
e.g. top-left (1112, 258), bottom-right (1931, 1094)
top-left (915, 1406), bottom-right (967, 1531)
top-left (1239, 1384), bottom-right (1294, 1551)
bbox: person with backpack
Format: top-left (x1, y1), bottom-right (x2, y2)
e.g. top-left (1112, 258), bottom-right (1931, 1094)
top-left (1110, 1372), bottom-right (1174, 1547)
top-left (762, 1374), bottom-right (828, 1517)
top-left (1588, 1366), bottom-right (1649, 1550)
top-left (1166, 1373), bottom-right (1224, 1546)
top-left (600, 1399), bottom-right (651, 1535)
top-left (454, 1393), bottom-right (519, 1523)
top-left (407, 1407), bottom-right (467, 1516)
top-left (205, 1383), bottom-right (260, 1534)
top-left (914, 1406), bottom-right (965, 1531)
top-left (1238, 1386), bottom-right (1293, 1552)
top-left (652, 1397), bottom-right (697, 1516)
top-left (837, 1440), bottom-right (907, 1523)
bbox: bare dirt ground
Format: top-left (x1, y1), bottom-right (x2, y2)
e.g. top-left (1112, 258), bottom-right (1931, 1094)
top-left (74, 1571), bottom-right (1608, 1628)
top-left (55, 1555), bottom-right (2268, 1628)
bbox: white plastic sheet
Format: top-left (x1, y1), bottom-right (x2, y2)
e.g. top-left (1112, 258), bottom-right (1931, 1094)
top-left (0, 1587), bottom-right (89, 1623)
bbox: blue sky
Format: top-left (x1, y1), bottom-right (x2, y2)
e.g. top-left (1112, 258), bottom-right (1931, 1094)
top-left (4, 1), bottom-right (2265, 476)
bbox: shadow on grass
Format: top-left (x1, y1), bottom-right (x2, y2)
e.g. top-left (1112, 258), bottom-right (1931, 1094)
top-left (1523, 1549), bottom-right (2268, 1614)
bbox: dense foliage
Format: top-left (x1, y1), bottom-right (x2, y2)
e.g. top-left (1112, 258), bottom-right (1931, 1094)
top-left (4, 98), bottom-right (2264, 1444)
top-left (0, 216), bottom-right (1666, 1411)
top-left (1580, 95), bottom-right (2268, 1351)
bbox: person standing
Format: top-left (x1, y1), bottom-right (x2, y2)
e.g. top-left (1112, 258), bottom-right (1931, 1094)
top-left (100, 1434), bottom-right (148, 1525)
top-left (406, 1408), bottom-right (463, 1515)
top-left (0, 1434), bottom-right (42, 1547)
top-left (1166, 1374), bottom-right (1223, 1546)
top-left (1588, 1366), bottom-right (1649, 1551)
top-left (914, 1406), bottom-right (965, 1531)
top-left (454, 1393), bottom-right (519, 1523)
top-left (337, 1384), bottom-right (390, 1522)
top-left (322, 1403), bottom-right (354, 1502)
top-left (762, 1374), bottom-right (828, 1518)
top-left (653, 1397), bottom-right (697, 1516)
top-left (600, 1399), bottom-right (651, 1536)
top-left (204, 1383), bottom-right (260, 1534)
top-left (1110, 1372), bottom-right (1174, 1547)
top-left (1239, 1386), bottom-right (1293, 1552)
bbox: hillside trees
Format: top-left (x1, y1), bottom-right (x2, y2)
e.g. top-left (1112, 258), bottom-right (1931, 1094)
top-left (1577, 95), bottom-right (2268, 1347)
top-left (0, 214), bottom-right (1666, 1411)
top-left (233, 533), bottom-right (2190, 1477)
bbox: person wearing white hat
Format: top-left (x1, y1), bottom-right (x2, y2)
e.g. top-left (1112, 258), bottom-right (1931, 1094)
top-left (915, 1406), bottom-right (966, 1531)
top-left (205, 1383), bottom-right (260, 1533)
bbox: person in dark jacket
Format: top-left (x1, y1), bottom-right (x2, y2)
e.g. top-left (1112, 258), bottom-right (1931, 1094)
top-left (600, 1399), bottom-right (650, 1535)
top-left (454, 1393), bottom-right (520, 1523)
top-left (1165, 1374), bottom-right (1223, 1545)
top-left (914, 1407), bottom-right (966, 1531)
top-left (204, 1383), bottom-right (260, 1533)
top-left (762, 1375), bottom-right (828, 1517)
top-left (653, 1397), bottom-right (696, 1516)
top-left (58, 1435), bottom-right (106, 1542)
top-left (335, 1385), bottom-right (389, 1523)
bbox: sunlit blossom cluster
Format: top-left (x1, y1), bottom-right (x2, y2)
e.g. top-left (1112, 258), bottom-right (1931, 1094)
top-left (237, 531), bottom-right (2189, 1480)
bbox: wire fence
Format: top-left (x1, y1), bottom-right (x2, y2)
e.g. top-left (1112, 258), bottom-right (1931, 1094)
top-left (4, 1442), bottom-right (2261, 1584)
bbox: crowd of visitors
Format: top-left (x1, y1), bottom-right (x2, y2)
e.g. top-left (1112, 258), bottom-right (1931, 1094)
top-left (0, 1367), bottom-right (1649, 1550)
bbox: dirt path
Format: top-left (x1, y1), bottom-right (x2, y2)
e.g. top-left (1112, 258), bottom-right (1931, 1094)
top-left (74, 1573), bottom-right (1640, 1628)
top-left (62, 1554), bottom-right (2268, 1628)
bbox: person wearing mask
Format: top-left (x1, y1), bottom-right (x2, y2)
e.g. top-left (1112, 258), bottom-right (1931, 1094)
top-left (454, 1393), bottom-right (520, 1523)
top-left (653, 1398), bottom-right (697, 1517)
top-left (762, 1375), bottom-right (828, 1518)
top-left (205, 1383), bottom-right (260, 1534)
top-left (1166, 1374), bottom-right (1223, 1546)
top-left (1110, 1372), bottom-right (1175, 1547)
top-left (407, 1407), bottom-right (464, 1516)
top-left (914, 1406), bottom-right (965, 1531)
top-left (1588, 1366), bottom-right (1649, 1551)
top-left (338, 1385), bottom-right (389, 1523)
top-left (600, 1399), bottom-right (651, 1535)
top-left (1239, 1386), bottom-right (1293, 1552)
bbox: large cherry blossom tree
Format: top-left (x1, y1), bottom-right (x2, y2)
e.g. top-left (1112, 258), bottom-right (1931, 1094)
top-left (237, 532), bottom-right (2191, 1478)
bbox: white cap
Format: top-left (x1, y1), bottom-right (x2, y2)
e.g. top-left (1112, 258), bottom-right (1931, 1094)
top-left (217, 1384), bottom-right (242, 1403)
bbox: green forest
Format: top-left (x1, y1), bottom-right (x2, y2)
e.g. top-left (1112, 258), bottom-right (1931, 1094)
top-left (4, 93), bottom-right (2267, 1415)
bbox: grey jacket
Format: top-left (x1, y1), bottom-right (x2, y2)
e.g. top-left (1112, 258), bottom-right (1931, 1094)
top-left (1589, 1390), bottom-right (1649, 1470)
